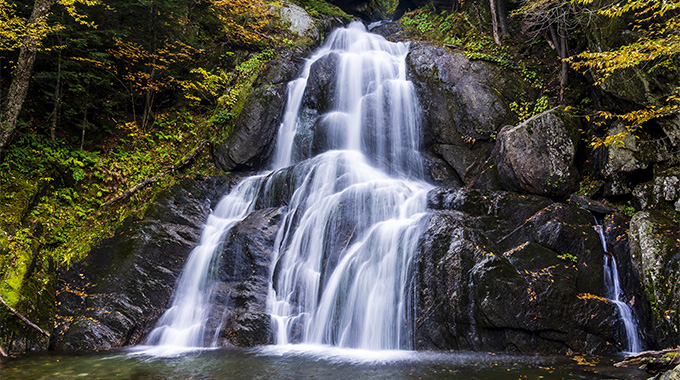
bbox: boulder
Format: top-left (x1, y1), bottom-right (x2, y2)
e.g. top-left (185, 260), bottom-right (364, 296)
top-left (604, 124), bottom-right (648, 176)
top-left (415, 187), bottom-right (645, 354)
top-left (406, 42), bottom-right (527, 188)
top-left (209, 207), bottom-right (284, 347)
top-left (50, 175), bottom-right (244, 351)
top-left (633, 168), bottom-right (680, 212)
top-left (629, 211), bottom-right (680, 347)
top-left (494, 107), bottom-right (581, 198)
top-left (655, 365), bottom-right (680, 380)
top-left (279, 2), bottom-right (320, 40)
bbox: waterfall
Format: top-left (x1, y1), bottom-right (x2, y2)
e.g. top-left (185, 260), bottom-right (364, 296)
top-left (138, 176), bottom-right (264, 355)
top-left (140, 22), bottom-right (431, 354)
top-left (267, 22), bottom-right (431, 350)
top-left (593, 220), bottom-right (642, 353)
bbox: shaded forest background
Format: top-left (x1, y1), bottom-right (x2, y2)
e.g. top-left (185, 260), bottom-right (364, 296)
top-left (1, 0), bottom-right (678, 353)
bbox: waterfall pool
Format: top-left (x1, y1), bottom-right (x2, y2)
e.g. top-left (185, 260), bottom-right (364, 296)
top-left (0, 347), bottom-right (647, 380)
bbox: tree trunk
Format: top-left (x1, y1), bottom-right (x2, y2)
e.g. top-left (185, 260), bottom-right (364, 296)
top-left (1, 0), bottom-right (58, 157)
top-left (50, 49), bottom-right (62, 140)
top-left (142, 82), bottom-right (155, 131)
top-left (80, 92), bottom-right (89, 150)
top-left (558, 23), bottom-right (569, 103)
top-left (548, 23), bottom-right (560, 53)
top-left (473, 3), bottom-right (483, 33)
top-left (497, 0), bottom-right (509, 39)
top-left (489, 0), bottom-right (501, 45)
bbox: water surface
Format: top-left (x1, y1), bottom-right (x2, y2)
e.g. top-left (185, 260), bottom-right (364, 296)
top-left (1, 347), bottom-right (647, 380)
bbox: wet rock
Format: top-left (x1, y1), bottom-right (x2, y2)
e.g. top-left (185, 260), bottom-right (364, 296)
top-left (50, 175), bottom-right (244, 351)
top-left (629, 211), bottom-right (680, 347)
top-left (415, 187), bottom-right (639, 354)
top-left (303, 53), bottom-right (340, 115)
top-left (368, 21), bottom-right (402, 38)
top-left (494, 107), bottom-right (581, 198)
top-left (406, 42), bottom-right (528, 188)
top-left (212, 49), bottom-right (310, 172)
top-left (210, 207), bottom-right (284, 347)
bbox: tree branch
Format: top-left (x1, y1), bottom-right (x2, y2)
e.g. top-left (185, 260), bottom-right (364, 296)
top-left (615, 347), bottom-right (680, 374)
top-left (0, 296), bottom-right (50, 338)
top-left (102, 139), bottom-right (207, 208)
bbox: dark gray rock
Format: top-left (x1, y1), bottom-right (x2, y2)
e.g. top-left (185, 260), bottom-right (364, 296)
top-left (406, 42), bottom-right (526, 188)
top-left (415, 187), bottom-right (645, 354)
top-left (50, 175), bottom-right (245, 351)
top-left (212, 49), bottom-right (310, 172)
top-left (330, 0), bottom-right (382, 20)
top-left (633, 167), bottom-right (680, 212)
top-left (629, 211), bottom-right (680, 348)
top-left (604, 124), bottom-right (649, 176)
top-left (494, 107), bottom-right (581, 198)
top-left (569, 194), bottom-right (618, 214)
top-left (369, 21), bottom-right (402, 38)
top-left (209, 207), bottom-right (284, 347)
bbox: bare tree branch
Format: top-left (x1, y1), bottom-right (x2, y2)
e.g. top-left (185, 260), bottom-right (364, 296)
top-left (0, 296), bottom-right (50, 338)
top-left (102, 139), bottom-right (207, 208)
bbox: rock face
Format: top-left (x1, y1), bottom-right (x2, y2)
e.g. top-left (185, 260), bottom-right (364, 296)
top-left (49, 21), bottom-right (663, 356)
top-left (209, 207), bottom-right (283, 347)
top-left (629, 211), bottom-right (680, 348)
top-left (494, 107), bottom-right (581, 198)
top-left (279, 2), bottom-right (320, 40)
top-left (654, 364), bottom-right (680, 380)
top-left (212, 52), bottom-right (308, 172)
top-left (414, 187), bottom-right (649, 354)
top-left (330, 0), bottom-right (382, 20)
top-left (633, 168), bottom-right (680, 212)
top-left (406, 42), bottom-right (529, 189)
top-left (50, 175), bottom-right (245, 351)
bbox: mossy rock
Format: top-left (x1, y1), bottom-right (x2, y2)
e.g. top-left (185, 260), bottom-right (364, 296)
top-left (629, 211), bottom-right (680, 347)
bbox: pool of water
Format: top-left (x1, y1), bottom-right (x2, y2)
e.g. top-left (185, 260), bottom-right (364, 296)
top-left (0, 346), bottom-right (647, 380)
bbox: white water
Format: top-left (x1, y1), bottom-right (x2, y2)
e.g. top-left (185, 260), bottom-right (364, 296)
top-left (140, 22), bottom-right (432, 355)
top-left (594, 222), bottom-right (642, 353)
top-left (136, 176), bottom-right (265, 356)
top-left (267, 22), bottom-right (431, 350)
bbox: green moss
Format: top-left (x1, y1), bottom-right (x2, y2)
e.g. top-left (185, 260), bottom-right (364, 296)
top-left (0, 109), bottom-right (219, 349)
top-left (293, 0), bottom-right (351, 19)
top-left (211, 49), bottom-right (276, 142)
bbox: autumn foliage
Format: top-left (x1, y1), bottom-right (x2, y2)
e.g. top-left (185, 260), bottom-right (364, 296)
top-left (569, 0), bottom-right (680, 147)
top-left (210, 0), bottom-right (277, 47)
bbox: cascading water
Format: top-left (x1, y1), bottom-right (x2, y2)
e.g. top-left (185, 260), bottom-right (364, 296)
top-left (137, 176), bottom-right (265, 355)
top-left (140, 22), bottom-right (432, 354)
top-left (267, 22), bottom-right (431, 350)
top-left (593, 220), bottom-right (642, 353)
